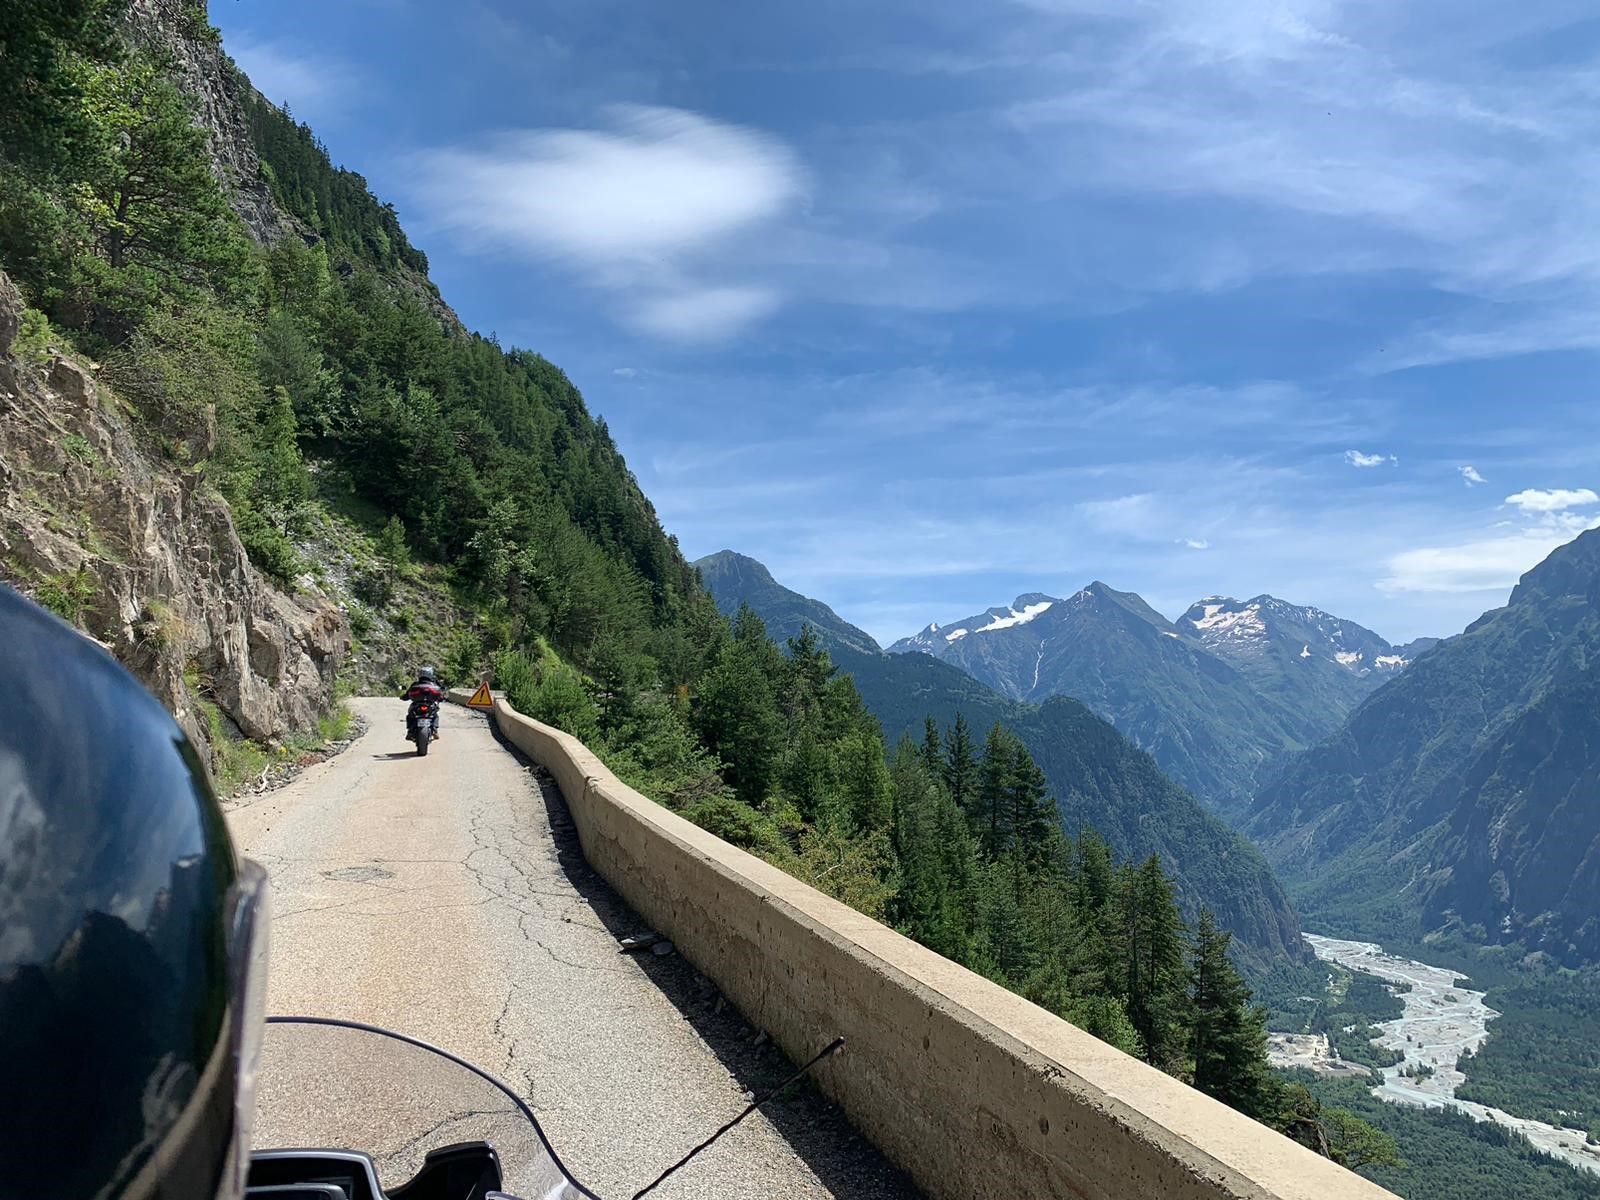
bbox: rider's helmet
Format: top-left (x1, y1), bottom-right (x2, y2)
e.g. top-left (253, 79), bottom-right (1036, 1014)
top-left (0, 584), bottom-right (270, 1199)
top-left (418, 665), bottom-right (438, 683)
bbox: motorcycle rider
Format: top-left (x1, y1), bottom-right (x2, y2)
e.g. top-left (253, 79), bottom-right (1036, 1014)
top-left (0, 582), bottom-right (270, 1199)
top-left (401, 664), bottom-right (445, 743)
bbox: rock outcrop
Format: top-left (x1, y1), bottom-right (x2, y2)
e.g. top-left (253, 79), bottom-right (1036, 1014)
top-left (0, 270), bottom-right (347, 756)
top-left (126, 0), bottom-right (285, 244)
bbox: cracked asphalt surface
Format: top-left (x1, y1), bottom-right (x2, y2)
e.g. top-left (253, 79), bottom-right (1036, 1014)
top-left (226, 697), bottom-right (919, 1200)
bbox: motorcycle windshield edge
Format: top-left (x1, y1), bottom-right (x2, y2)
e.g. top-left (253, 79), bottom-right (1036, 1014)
top-left (254, 1016), bottom-right (598, 1200)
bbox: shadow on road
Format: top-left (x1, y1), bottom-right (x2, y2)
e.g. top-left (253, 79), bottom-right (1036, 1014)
top-left (486, 720), bottom-right (922, 1200)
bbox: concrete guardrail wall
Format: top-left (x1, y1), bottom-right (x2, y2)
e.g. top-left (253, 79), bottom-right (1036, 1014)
top-left (483, 695), bottom-right (1399, 1200)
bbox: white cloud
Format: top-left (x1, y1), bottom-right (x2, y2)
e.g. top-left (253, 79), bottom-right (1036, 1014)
top-left (1378, 531), bottom-right (1576, 594)
top-left (412, 107), bottom-right (804, 341)
top-left (1345, 450), bottom-right (1396, 468)
top-left (229, 37), bottom-right (360, 114)
top-left (417, 108), bottom-right (801, 264)
top-left (1460, 465), bottom-right (1486, 486)
top-left (612, 367), bottom-right (637, 378)
top-left (1180, 537), bottom-right (1210, 550)
top-left (626, 287), bottom-right (782, 344)
top-left (1504, 487), bottom-right (1598, 513)
top-left (1379, 489), bottom-right (1600, 594)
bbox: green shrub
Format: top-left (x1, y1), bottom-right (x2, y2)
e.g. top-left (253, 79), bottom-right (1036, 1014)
top-left (233, 503), bottom-right (302, 583)
top-left (375, 515), bottom-right (411, 568)
top-left (60, 432), bottom-right (96, 465)
top-left (494, 646), bottom-right (600, 742)
top-left (684, 794), bottom-right (782, 854)
top-left (35, 566), bottom-right (97, 624)
top-left (449, 626), bottom-right (484, 685)
top-left (492, 648), bottom-right (539, 711)
top-left (350, 562), bottom-right (394, 609)
top-left (347, 603), bottom-right (374, 639)
top-left (15, 308), bottom-right (54, 363)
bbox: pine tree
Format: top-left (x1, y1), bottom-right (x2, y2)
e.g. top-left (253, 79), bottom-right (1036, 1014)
top-left (943, 712), bottom-right (976, 813)
top-left (1119, 856), bottom-right (1190, 1071)
top-left (921, 716), bottom-right (942, 774)
top-left (838, 728), bottom-right (892, 832)
top-left (1004, 741), bottom-right (1055, 870)
top-left (252, 385), bottom-right (311, 520)
top-left (1188, 909), bottom-right (1273, 1119)
top-left (694, 610), bottom-right (784, 807)
top-left (891, 740), bottom-right (973, 962)
top-left (375, 515), bottom-right (411, 567)
top-left (77, 57), bottom-right (256, 314)
top-left (974, 723), bottom-right (1014, 856)
top-left (1069, 828), bottom-right (1122, 998)
top-left (0, 0), bottom-right (123, 179)
top-left (978, 856), bottom-right (1035, 986)
top-left (784, 624), bottom-right (834, 718)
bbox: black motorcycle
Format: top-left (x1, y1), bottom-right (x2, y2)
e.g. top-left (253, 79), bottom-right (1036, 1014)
top-left (407, 698), bottom-right (439, 756)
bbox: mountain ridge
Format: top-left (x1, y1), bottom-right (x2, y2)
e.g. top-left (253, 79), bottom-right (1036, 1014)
top-left (888, 581), bottom-right (1429, 814)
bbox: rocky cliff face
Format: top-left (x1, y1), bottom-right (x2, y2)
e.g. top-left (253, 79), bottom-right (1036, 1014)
top-left (127, 0), bottom-right (285, 244)
top-left (0, 270), bottom-right (346, 758)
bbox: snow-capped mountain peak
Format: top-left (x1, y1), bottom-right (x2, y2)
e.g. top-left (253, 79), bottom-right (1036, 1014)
top-left (1177, 593), bottom-right (1416, 682)
top-left (889, 593), bottom-right (1063, 655)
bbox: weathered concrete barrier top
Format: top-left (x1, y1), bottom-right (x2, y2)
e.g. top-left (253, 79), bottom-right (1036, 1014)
top-left (491, 697), bottom-right (1399, 1200)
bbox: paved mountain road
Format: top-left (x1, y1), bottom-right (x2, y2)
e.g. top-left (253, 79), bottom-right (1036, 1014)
top-left (225, 696), bottom-right (917, 1200)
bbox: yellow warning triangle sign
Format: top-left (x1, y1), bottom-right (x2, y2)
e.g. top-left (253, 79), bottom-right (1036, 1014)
top-left (467, 681), bottom-right (494, 709)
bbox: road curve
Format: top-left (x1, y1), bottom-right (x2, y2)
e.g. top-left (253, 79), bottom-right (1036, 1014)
top-left (226, 697), bottom-right (917, 1200)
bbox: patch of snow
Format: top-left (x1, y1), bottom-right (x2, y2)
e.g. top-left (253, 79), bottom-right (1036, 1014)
top-left (945, 628), bottom-right (969, 642)
top-left (1335, 651), bottom-right (1363, 666)
top-left (1300, 645), bottom-right (1312, 658)
top-left (1162, 631), bottom-right (1180, 638)
top-left (1190, 602), bottom-right (1265, 638)
top-left (974, 600), bottom-right (1053, 634)
top-left (1376, 654), bottom-right (1407, 668)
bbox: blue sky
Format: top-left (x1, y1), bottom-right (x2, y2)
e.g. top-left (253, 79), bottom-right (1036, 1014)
top-left (218, 0), bottom-right (1600, 646)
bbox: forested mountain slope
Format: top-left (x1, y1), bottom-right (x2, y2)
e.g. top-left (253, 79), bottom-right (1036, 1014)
top-left (699, 552), bottom-right (1309, 966)
top-left (0, 0), bottom-right (722, 739)
top-left (696, 550), bottom-right (880, 655)
top-left (1247, 528), bottom-right (1600, 965)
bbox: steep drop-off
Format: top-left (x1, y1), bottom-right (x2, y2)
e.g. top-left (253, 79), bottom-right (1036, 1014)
top-left (1248, 528), bottom-right (1600, 964)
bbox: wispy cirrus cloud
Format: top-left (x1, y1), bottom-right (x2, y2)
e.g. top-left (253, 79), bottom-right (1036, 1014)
top-left (228, 36), bottom-right (364, 116)
top-left (1378, 531), bottom-right (1575, 595)
top-left (979, 0), bottom-right (1600, 363)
